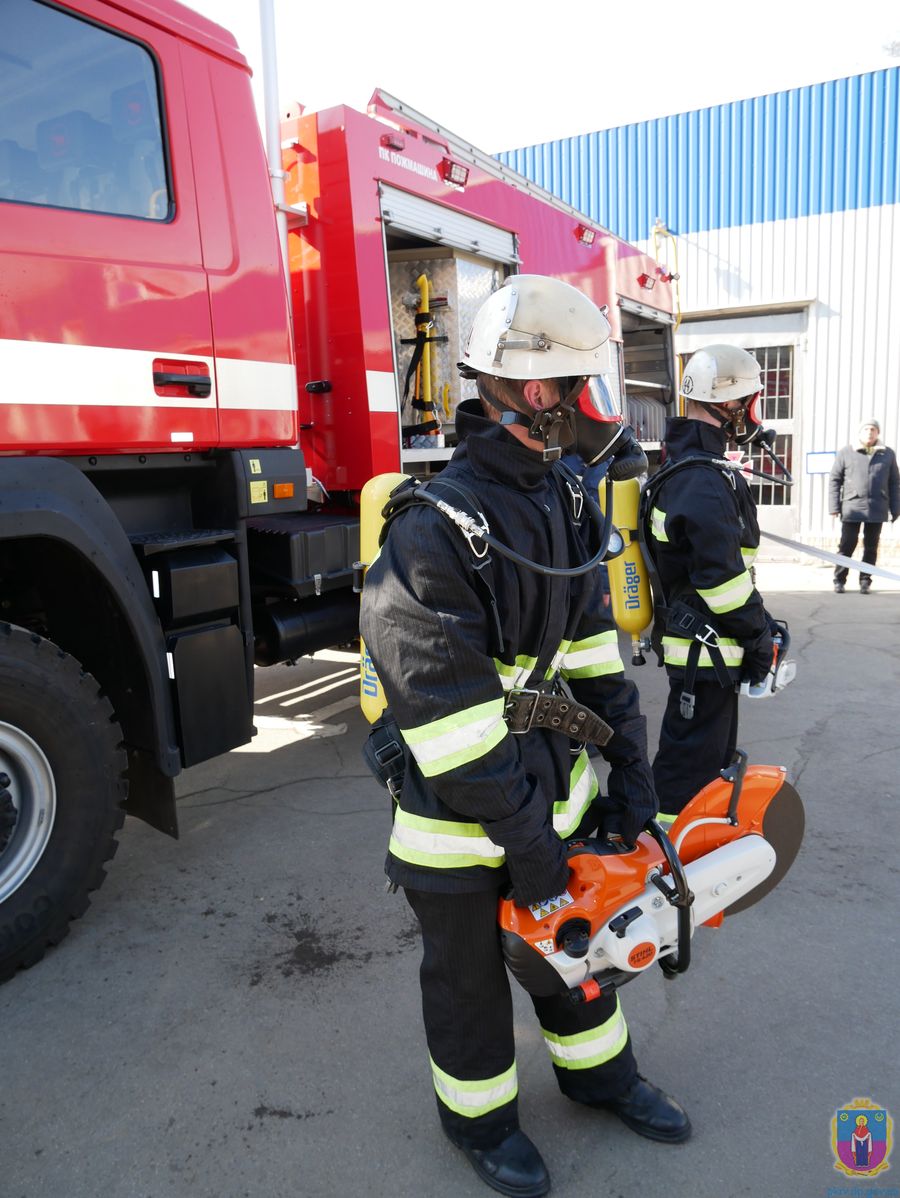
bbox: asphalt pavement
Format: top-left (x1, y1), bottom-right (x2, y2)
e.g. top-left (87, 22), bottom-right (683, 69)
top-left (3, 561), bottom-right (899, 1198)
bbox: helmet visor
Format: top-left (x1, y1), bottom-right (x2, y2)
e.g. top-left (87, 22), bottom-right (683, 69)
top-left (578, 375), bottom-right (622, 423)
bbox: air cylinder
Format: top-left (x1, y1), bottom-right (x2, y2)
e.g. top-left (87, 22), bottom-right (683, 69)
top-left (358, 472), bottom-right (409, 723)
top-left (598, 478), bottom-right (653, 665)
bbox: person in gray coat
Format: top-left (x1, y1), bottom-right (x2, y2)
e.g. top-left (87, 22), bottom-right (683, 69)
top-left (829, 419), bottom-right (900, 592)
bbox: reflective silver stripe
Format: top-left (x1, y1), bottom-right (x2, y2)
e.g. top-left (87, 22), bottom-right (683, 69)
top-left (495, 655), bottom-right (538, 692)
top-left (402, 698), bottom-right (507, 777)
top-left (546, 641), bottom-right (571, 678)
top-left (697, 569), bottom-right (754, 615)
top-left (389, 808), bottom-right (505, 869)
top-left (560, 631), bottom-right (623, 680)
top-left (553, 750), bottom-right (598, 837)
top-left (650, 506), bottom-right (669, 542)
top-left (430, 1057), bottom-right (518, 1117)
top-left (662, 636), bottom-right (744, 668)
top-left (541, 997), bottom-right (628, 1070)
top-left (741, 546), bottom-right (759, 566)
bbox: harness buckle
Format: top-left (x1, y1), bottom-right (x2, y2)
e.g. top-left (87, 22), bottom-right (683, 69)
top-left (504, 687), bottom-right (541, 734)
top-left (565, 480), bottom-right (584, 521)
top-left (695, 623), bottom-right (719, 647)
top-left (432, 496), bottom-right (490, 559)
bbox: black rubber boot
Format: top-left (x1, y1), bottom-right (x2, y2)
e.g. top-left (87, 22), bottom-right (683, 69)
top-left (593, 1075), bottom-right (692, 1143)
top-left (451, 1129), bottom-right (551, 1197)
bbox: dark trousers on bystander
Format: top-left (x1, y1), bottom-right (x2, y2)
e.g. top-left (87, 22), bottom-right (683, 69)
top-left (834, 520), bottom-right (882, 587)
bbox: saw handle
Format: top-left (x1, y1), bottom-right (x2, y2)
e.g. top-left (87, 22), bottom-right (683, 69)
top-left (645, 820), bottom-right (693, 977)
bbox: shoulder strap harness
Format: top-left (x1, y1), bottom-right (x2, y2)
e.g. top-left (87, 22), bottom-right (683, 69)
top-left (638, 455), bottom-right (742, 718)
top-left (378, 474), bottom-right (613, 748)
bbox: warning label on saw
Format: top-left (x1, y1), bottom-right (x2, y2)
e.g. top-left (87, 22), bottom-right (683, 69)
top-left (528, 890), bottom-right (574, 920)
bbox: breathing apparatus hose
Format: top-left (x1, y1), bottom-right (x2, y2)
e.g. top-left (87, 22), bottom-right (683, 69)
top-left (410, 473), bottom-right (617, 579)
top-left (754, 430), bottom-right (794, 484)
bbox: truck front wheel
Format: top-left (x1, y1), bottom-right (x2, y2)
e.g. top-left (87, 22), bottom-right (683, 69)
top-left (0, 624), bottom-right (127, 982)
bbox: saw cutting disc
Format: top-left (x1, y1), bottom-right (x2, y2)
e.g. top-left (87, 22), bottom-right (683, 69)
top-left (724, 781), bottom-right (805, 915)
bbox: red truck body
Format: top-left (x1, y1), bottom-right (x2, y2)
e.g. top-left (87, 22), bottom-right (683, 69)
top-left (0, 0), bottom-right (676, 980)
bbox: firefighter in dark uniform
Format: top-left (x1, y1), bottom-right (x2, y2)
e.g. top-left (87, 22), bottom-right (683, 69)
top-left (647, 344), bottom-right (778, 822)
top-left (360, 276), bottom-right (690, 1198)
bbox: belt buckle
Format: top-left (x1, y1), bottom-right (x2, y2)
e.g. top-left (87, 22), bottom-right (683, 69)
top-left (505, 687), bottom-right (541, 734)
top-left (695, 623), bottom-right (719, 646)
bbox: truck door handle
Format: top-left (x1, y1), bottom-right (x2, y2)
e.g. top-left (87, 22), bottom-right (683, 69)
top-left (153, 371), bottom-right (212, 397)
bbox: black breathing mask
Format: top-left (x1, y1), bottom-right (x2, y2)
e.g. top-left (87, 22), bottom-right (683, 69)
top-left (470, 370), bottom-right (641, 475)
top-left (717, 394), bottom-right (764, 446)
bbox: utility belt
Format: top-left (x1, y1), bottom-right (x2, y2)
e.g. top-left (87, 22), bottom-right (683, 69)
top-left (503, 680), bottom-right (614, 745)
top-left (364, 681), bottom-right (614, 796)
top-left (659, 600), bottom-right (733, 720)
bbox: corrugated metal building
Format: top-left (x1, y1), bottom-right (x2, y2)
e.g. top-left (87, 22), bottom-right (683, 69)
top-left (499, 69), bottom-right (900, 556)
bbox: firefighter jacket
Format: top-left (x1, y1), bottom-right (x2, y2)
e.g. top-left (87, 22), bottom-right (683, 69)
top-left (828, 441), bottom-right (900, 524)
top-left (647, 417), bottom-right (771, 684)
top-left (359, 400), bottom-right (657, 900)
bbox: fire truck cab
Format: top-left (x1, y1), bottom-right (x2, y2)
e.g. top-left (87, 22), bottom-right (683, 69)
top-left (0, 0), bottom-right (677, 980)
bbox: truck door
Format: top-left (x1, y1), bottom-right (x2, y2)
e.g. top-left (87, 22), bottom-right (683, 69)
top-left (178, 43), bottom-right (297, 450)
top-left (0, 0), bottom-right (217, 452)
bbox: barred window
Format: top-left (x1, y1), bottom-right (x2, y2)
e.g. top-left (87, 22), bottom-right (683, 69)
top-left (750, 346), bottom-right (793, 421)
top-left (748, 347), bottom-right (793, 506)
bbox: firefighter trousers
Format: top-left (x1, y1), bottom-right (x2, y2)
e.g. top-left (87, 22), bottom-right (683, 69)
top-left (404, 886), bottom-right (637, 1149)
top-left (653, 675), bottom-right (739, 815)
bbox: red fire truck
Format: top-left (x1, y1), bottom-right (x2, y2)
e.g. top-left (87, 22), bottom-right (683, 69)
top-left (0, 0), bottom-right (677, 979)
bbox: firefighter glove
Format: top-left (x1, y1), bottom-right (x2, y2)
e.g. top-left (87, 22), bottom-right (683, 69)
top-left (601, 760), bottom-right (658, 846)
top-left (741, 625), bottom-right (775, 685)
top-left (505, 835), bottom-right (570, 908)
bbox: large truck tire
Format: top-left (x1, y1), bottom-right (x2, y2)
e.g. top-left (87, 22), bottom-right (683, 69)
top-left (0, 624), bottom-right (127, 982)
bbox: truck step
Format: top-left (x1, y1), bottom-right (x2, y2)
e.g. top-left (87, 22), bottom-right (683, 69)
top-left (129, 529), bottom-right (237, 557)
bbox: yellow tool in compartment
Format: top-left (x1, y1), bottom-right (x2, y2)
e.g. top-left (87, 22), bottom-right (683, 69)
top-left (414, 273), bottom-right (433, 427)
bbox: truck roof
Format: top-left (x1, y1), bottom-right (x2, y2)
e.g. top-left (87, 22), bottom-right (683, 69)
top-left (101, 0), bottom-right (248, 69)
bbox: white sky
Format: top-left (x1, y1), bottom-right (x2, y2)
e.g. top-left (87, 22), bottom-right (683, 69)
top-left (187, 1), bottom-right (900, 154)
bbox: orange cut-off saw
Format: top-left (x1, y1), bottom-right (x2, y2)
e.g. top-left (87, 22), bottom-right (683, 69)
top-left (499, 752), bottom-right (804, 1002)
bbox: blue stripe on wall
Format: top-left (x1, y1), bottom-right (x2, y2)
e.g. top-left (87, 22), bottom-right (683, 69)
top-left (496, 68), bottom-right (900, 242)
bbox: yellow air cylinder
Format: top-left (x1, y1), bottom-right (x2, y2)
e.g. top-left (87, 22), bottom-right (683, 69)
top-left (359, 472), bottom-right (410, 722)
top-left (598, 477), bottom-right (653, 665)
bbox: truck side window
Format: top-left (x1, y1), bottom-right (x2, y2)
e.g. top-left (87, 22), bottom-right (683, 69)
top-left (1, 0), bottom-right (172, 221)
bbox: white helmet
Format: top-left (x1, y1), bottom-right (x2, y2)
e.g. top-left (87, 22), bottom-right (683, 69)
top-left (680, 345), bottom-right (761, 404)
top-left (461, 275), bottom-right (611, 380)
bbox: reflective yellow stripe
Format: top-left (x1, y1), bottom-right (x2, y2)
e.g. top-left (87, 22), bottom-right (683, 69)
top-left (655, 812), bottom-right (677, 829)
top-left (430, 1057), bottom-right (518, 1118)
top-left (553, 749), bottom-right (599, 837)
top-left (494, 655), bottom-right (538, 692)
top-left (650, 506), bottom-right (669, 543)
top-left (541, 997), bottom-right (628, 1070)
top-left (741, 546), bottom-right (758, 566)
top-left (389, 808), bottom-right (505, 869)
top-left (662, 636), bottom-right (744, 669)
top-left (402, 698), bottom-right (506, 777)
top-left (560, 630), bottom-right (623, 680)
top-left (697, 569), bottom-right (754, 615)
top-left (545, 640), bottom-right (571, 680)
